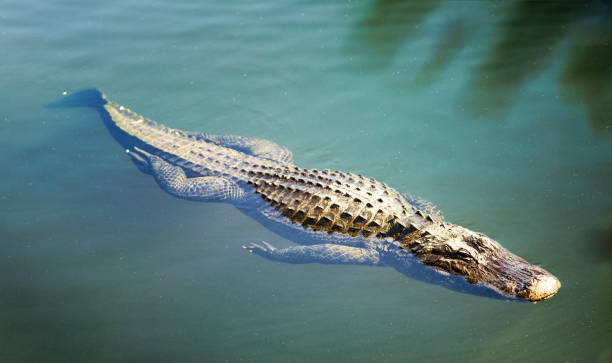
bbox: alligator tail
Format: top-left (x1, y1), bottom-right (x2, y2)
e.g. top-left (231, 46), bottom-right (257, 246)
top-left (46, 88), bottom-right (107, 109)
top-left (47, 89), bottom-right (145, 151)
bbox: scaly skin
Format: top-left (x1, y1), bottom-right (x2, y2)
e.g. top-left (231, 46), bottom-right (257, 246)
top-left (51, 89), bottom-right (561, 302)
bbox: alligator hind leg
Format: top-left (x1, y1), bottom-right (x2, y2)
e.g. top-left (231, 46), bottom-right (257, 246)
top-left (243, 241), bottom-right (382, 266)
top-left (127, 147), bottom-right (245, 201)
top-left (197, 134), bottom-right (293, 164)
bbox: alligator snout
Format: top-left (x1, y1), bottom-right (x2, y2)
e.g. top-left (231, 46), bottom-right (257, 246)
top-left (405, 224), bottom-right (561, 302)
top-left (517, 273), bottom-right (561, 301)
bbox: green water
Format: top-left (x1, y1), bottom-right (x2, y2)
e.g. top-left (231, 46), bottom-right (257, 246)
top-left (2, 1), bottom-right (611, 362)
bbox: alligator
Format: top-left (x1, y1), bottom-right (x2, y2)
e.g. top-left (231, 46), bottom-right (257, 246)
top-left (50, 89), bottom-right (561, 302)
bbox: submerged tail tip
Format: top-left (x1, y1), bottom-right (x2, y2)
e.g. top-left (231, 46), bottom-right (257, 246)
top-left (46, 88), bottom-right (107, 108)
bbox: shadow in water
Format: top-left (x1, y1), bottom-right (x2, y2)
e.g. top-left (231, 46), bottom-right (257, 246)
top-left (589, 216), bottom-right (612, 263)
top-left (239, 198), bottom-right (521, 303)
top-left (348, 0), bottom-right (612, 136)
top-left (389, 256), bottom-right (524, 303)
top-left (414, 19), bottom-right (469, 86)
top-left (561, 16), bottom-right (612, 135)
top-left (345, 0), bottom-right (441, 69)
top-left (466, 1), bottom-right (589, 118)
top-left (46, 89), bottom-right (162, 163)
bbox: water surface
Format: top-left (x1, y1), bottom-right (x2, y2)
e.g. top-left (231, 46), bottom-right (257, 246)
top-left (1, 1), bottom-right (611, 362)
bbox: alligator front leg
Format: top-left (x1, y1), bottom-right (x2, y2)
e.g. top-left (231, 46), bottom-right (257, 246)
top-left (243, 241), bottom-right (383, 266)
top-left (127, 147), bottom-right (245, 201)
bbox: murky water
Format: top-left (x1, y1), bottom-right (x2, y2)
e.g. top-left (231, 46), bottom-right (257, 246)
top-left (1, 1), bottom-right (611, 362)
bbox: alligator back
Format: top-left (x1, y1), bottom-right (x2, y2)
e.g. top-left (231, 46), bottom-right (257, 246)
top-left (102, 92), bottom-right (443, 238)
top-left (49, 89), bottom-right (561, 302)
top-left (103, 99), bottom-right (283, 176)
top-left (245, 164), bottom-right (442, 238)
top-left (52, 89), bottom-right (441, 239)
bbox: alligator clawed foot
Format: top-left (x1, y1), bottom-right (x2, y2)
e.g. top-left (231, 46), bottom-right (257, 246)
top-left (242, 241), bottom-right (278, 256)
top-left (126, 146), bottom-right (154, 174)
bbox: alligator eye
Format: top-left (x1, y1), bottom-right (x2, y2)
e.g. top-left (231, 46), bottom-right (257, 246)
top-left (457, 248), bottom-right (471, 256)
top-left (456, 248), bottom-right (477, 263)
top-left (433, 245), bottom-right (452, 254)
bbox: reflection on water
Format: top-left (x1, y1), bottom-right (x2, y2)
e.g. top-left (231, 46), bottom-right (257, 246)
top-left (561, 17), bottom-right (612, 134)
top-left (345, 0), bottom-right (441, 69)
top-left (349, 0), bottom-right (612, 136)
top-left (414, 19), bottom-right (469, 85)
top-left (2, 0), bottom-right (612, 361)
top-left (591, 217), bottom-right (612, 262)
top-left (468, 1), bottom-right (588, 117)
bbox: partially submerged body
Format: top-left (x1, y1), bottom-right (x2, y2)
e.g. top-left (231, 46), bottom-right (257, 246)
top-left (50, 89), bottom-right (560, 302)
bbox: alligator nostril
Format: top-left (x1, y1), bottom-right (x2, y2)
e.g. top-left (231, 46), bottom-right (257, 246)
top-left (527, 275), bottom-right (561, 301)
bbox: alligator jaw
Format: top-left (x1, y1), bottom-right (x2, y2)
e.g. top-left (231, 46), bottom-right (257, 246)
top-left (404, 224), bottom-right (561, 302)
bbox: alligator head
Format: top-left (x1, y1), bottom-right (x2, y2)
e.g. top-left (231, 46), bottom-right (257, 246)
top-left (402, 224), bottom-right (560, 302)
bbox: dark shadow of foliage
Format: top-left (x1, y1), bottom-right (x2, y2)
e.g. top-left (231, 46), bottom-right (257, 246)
top-left (348, 0), bottom-right (612, 136)
top-left (466, 1), bottom-right (590, 118)
top-left (561, 16), bottom-right (612, 136)
top-left (345, 0), bottom-right (441, 69)
top-left (414, 19), bottom-right (469, 86)
top-left (588, 216), bottom-right (612, 263)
